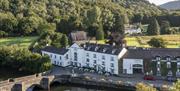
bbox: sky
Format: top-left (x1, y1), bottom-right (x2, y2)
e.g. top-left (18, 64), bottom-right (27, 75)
top-left (148, 0), bottom-right (176, 5)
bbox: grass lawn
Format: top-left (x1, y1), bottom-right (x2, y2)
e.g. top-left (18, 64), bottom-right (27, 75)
top-left (125, 34), bottom-right (180, 48)
top-left (0, 36), bottom-right (38, 48)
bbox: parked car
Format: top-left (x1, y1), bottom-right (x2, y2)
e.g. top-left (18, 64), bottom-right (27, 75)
top-left (143, 75), bottom-right (155, 80)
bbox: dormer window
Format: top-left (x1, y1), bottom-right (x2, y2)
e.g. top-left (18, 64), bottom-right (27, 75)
top-left (112, 49), bottom-right (116, 54)
top-left (103, 48), bottom-right (107, 52)
top-left (95, 47), bottom-right (99, 51)
top-left (177, 57), bottom-right (180, 61)
top-left (156, 56), bottom-right (161, 61)
top-left (87, 46), bottom-right (91, 50)
top-left (166, 57), bottom-right (171, 61)
top-left (177, 62), bottom-right (180, 69)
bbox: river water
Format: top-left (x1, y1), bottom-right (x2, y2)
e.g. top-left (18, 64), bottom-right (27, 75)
top-left (34, 85), bottom-right (131, 91)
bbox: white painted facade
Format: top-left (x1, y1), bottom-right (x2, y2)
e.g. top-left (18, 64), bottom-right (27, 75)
top-left (123, 59), bottom-right (143, 74)
top-left (41, 43), bottom-right (127, 75)
top-left (42, 51), bottom-right (70, 67)
top-left (125, 28), bottom-right (141, 34)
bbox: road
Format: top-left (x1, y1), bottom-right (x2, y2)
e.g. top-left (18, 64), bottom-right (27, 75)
top-left (49, 66), bottom-right (173, 88)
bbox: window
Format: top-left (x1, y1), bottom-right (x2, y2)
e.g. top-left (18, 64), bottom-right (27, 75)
top-left (74, 52), bottom-right (77, 61)
top-left (111, 57), bottom-right (114, 61)
top-left (102, 61), bottom-right (105, 66)
top-left (166, 57), bottom-right (171, 61)
top-left (54, 55), bottom-right (56, 59)
top-left (66, 54), bottom-right (68, 59)
top-left (111, 69), bottom-right (114, 73)
top-left (157, 61), bottom-right (161, 68)
top-left (60, 62), bottom-right (62, 66)
top-left (74, 62), bottom-right (77, 66)
top-left (50, 54), bottom-right (52, 58)
top-left (86, 63), bottom-right (90, 67)
top-left (86, 59), bottom-right (90, 62)
top-left (94, 60), bottom-right (96, 64)
top-left (86, 53), bottom-right (89, 57)
top-left (94, 65), bottom-right (97, 68)
top-left (93, 54), bottom-right (96, 58)
top-left (177, 62), bottom-right (180, 69)
top-left (59, 56), bottom-right (61, 60)
top-left (102, 55), bottom-right (105, 60)
top-left (156, 57), bottom-right (160, 61)
top-left (167, 62), bottom-right (171, 68)
top-left (111, 63), bottom-right (114, 67)
top-left (177, 58), bottom-right (180, 61)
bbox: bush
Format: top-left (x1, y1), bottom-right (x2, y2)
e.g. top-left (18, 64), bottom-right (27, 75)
top-left (148, 37), bottom-right (166, 48)
top-left (0, 31), bottom-right (8, 38)
top-left (136, 83), bottom-right (157, 91)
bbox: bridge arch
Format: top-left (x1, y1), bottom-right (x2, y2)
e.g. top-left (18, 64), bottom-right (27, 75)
top-left (50, 80), bottom-right (61, 87)
top-left (26, 84), bottom-right (44, 91)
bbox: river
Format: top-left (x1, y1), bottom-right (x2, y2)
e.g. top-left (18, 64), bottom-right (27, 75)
top-left (34, 86), bottom-right (129, 91)
top-left (34, 84), bottom-right (131, 91)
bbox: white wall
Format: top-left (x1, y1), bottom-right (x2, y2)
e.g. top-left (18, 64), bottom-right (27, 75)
top-left (42, 43), bottom-right (121, 75)
top-left (123, 59), bottom-right (143, 74)
top-left (68, 43), bottom-right (119, 74)
top-left (41, 51), bottom-right (70, 67)
top-left (84, 51), bottom-right (119, 74)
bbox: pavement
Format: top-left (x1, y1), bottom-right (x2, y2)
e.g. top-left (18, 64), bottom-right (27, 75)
top-left (49, 66), bottom-right (173, 88)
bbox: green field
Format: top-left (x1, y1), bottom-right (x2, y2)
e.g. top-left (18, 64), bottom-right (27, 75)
top-left (0, 35), bottom-right (179, 48)
top-left (125, 34), bottom-right (180, 48)
top-left (0, 36), bottom-right (38, 48)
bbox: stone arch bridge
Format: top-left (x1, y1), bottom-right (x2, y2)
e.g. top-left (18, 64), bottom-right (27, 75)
top-left (0, 74), bottom-right (54, 91)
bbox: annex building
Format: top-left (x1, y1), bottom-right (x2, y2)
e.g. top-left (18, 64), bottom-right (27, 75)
top-left (41, 43), bottom-right (180, 76)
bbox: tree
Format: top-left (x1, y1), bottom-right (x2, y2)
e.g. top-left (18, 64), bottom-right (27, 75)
top-left (87, 6), bottom-right (101, 26)
top-left (0, 0), bottom-right (9, 10)
top-left (132, 13), bottom-right (143, 23)
top-left (96, 22), bottom-right (104, 40)
top-left (122, 14), bottom-right (129, 24)
top-left (136, 83), bottom-right (157, 91)
top-left (148, 38), bottom-right (166, 48)
top-left (113, 14), bottom-right (125, 35)
top-left (160, 21), bottom-right (171, 34)
top-left (60, 34), bottom-right (69, 48)
top-left (147, 18), bottom-right (160, 35)
top-left (170, 80), bottom-right (180, 91)
top-left (0, 12), bottom-right (18, 34)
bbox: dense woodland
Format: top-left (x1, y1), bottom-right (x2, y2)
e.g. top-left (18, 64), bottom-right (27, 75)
top-left (0, 0), bottom-right (180, 73)
top-left (0, 0), bottom-right (179, 37)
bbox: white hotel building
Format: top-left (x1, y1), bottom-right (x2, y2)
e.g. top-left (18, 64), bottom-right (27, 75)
top-left (41, 43), bottom-right (180, 76)
top-left (42, 43), bottom-right (127, 75)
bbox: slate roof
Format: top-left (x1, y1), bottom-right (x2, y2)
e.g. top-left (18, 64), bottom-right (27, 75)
top-left (42, 46), bottom-right (69, 55)
top-left (123, 47), bottom-right (180, 60)
top-left (82, 43), bottom-right (122, 55)
top-left (70, 31), bottom-right (87, 41)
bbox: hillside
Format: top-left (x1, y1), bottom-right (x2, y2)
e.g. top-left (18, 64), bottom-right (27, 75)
top-left (0, 0), bottom-right (163, 36)
top-left (160, 0), bottom-right (180, 10)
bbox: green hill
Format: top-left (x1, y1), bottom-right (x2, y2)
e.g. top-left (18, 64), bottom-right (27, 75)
top-left (160, 0), bottom-right (180, 10)
top-left (0, 0), bottom-right (164, 36)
